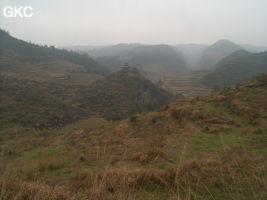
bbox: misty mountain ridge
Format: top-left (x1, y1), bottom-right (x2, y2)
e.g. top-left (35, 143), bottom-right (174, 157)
top-left (199, 39), bottom-right (242, 69)
top-left (0, 29), bottom-right (107, 74)
top-left (2, 28), bottom-right (267, 90)
top-left (91, 44), bottom-right (189, 82)
top-left (240, 44), bottom-right (267, 53)
top-left (201, 49), bottom-right (267, 88)
top-left (63, 40), bottom-right (267, 72)
top-left (82, 43), bottom-right (142, 58)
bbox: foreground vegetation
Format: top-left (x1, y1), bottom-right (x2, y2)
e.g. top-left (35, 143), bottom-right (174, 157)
top-left (1, 74), bottom-right (266, 199)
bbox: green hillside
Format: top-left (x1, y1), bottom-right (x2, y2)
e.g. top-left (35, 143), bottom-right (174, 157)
top-left (201, 50), bottom-right (267, 88)
top-left (1, 74), bottom-right (266, 199)
top-left (0, 67), bottom-right (172, 129)
top-left (0, 31), bottom-right (172, 129)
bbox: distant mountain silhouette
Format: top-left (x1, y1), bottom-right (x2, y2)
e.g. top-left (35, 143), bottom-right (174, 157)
top-left (199, 40), bottom-right (242, 69)
top-left (126, 45), bottom-right (188, 81)
top-left (87, 44), bottom-right (188, 82)
top-left (240, 44), bottom-right (267, 53)
top-left (201, 50), bottom-right (267, 88)
top-left (84, 43), bottom-right (142, 57)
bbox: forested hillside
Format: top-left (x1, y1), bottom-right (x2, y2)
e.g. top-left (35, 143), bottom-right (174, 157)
top-left (0, 67), bottom-right (172, 129)
top-left (0, 29), bottom-right (107, 74)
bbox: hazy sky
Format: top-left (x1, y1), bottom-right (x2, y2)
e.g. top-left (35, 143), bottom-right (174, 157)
top-left (0, 0), bottom-right (267, 46)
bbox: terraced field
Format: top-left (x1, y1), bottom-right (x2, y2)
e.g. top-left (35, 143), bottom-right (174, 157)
top-left (162, 70), bottom-right (212, 98)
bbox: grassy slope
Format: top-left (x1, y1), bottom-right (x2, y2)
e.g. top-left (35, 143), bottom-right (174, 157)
top-left (1, 74), bottom-right (266, 199)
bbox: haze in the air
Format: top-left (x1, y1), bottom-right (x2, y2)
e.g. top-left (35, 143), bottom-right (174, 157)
top-left (0, 0), bottom-right (267, 46)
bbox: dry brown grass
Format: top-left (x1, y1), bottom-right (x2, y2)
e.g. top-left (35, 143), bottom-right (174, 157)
top-left (69, 148), bottom-right (266, 200)
top-left (0, 178), bottom-right (71, 200)
top-left (1, 148), bottom-right (266, 200)
top-left (132, 147), bottom-right (168, 164)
